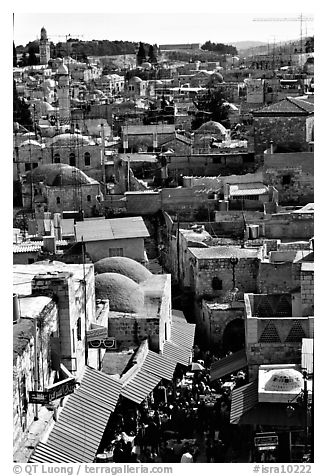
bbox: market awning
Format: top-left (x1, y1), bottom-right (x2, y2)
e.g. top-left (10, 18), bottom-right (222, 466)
top-left (121, 369), bottom-right (161, 404)
top-left (29, 366), bottom-right (122, 463)
top-left (210, 349), bottom-right (247, 381)
top-left (142, 350), bottom-right (177, 381)
top-left (163, 340), bottom-right (192, 367)
top-left (230, 380), bottom-right (258, 424)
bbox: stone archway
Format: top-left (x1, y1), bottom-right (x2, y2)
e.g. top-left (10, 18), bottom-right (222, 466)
top-left (222, 318), bottom-right (245, 353)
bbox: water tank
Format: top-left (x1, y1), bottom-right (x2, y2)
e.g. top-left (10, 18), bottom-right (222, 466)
top-left (13, 294), bottom-right (19, 325)
top-left (248, 225), bottom-right (259, 239)
top-left (218, 200), bottom-right (229, 211)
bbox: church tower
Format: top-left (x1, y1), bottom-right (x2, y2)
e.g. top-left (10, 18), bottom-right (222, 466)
top-left (39, 27), bottom-right (50, 65)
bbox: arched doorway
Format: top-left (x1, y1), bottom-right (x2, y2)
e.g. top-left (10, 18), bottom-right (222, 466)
top-left (222, 318), bottom-right (245, 353)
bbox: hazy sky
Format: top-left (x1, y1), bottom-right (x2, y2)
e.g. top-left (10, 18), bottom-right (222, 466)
top-left (12, 1), bottom-right (314, 47)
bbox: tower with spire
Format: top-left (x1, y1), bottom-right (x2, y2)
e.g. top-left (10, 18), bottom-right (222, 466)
top-left (39, 26), bottom-right (50, 65)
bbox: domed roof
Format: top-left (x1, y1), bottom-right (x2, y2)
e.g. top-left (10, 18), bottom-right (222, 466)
top-left (142, 62), bottom-right (151, 69)
top-left (209, 72), bottom-right (224, 83)
top-left (95, 273), bottom-right (144, 313)
top-left (19, 139), bottom-right (42, 148)
top-left (264, 369), bottom-right (304, 392)
top-left (94, 257), bottom-right (152, 283)
top-left (130, 76), bottom-right (142, 83)
top-left (47, 133), bottom-right (91, 147)
top-left (195, 120), bottom-right (227, 135)
top-left (25, 163), bottom-right (97, 186)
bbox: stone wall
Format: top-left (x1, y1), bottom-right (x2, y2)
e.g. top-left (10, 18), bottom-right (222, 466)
top-left (264, 213), bottom-right (314, 239)
top-left (107, 314), bottom-right (160, 352)
top-left (301, 266), bottom-right (314, 316)
top-left (85, 237), bottom-right (145, 263)
top-left (254, 116), bottom-right (308, 154)
top-left (257, 261), bottom-right (301, 295)
top-left (192, 256), bottom-right (260, 297)
top-left (13, 300), bottom-right (58, 455)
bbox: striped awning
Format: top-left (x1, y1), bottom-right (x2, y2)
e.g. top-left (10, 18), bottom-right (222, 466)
top-left (230, 380), bottom-right (258, 424)
top-left (170, 318), bottom-right (196, 350)
top-left (29, 366), bottom-right (122, 463)
top-left (301, 338), bottom-right (313, 374)
top-left (163, 341), bottom-right (191, 366)
top-left (210, 349), bottom-right (247, 382)
top-left (142, 350), bottom-right (177, 381)
top-left (121, 369), bottom-right (161, 404)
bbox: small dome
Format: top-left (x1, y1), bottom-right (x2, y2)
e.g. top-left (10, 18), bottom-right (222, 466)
top-left (196, 120), bottom-right (227, 135)
top-left (264, 369), bottom-right (304, 392)
top-left (130, 76), bottom-right (142, 83)
top-left (25, 163), bottom-right (97, 186)
top-left (95, 273), bottom-right (144, 313)
top-left (94, 257), bottom-right (152, 283)
top-left (47, 133), bottom-right (91, 147)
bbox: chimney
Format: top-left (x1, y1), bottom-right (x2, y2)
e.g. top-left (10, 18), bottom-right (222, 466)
top-left (13, 294), bottom-right (20, 325)
top-left (43, 236), bottom-right (57, 254)
top-left (53, 213), bottom-right (62, 241)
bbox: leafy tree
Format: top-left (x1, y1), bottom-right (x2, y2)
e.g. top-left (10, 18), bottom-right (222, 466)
top-left (192, 89), bottom-right (230, 129)
top-left (28, 45), bottom-right (38, 65)
top-left (201, 41), bottom-right (238, 56)
top-left (13, 80), bottom-right (33, 130)
top-left (137, 42), bottom-right (147, 66)
top-left (13, 42), bottom-right (17, 67)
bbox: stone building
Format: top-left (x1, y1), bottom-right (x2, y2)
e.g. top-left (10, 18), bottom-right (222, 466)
top-left (253, 96), bottom-right (314, 154)
top-left (244, 260), bottom-right (314, 380)
top-left (13, 260), bottom-right (108, 461)
top-left (264, 152), bottom-right (314, 205)
top-left (75, 216), bottom-right (150, 263)
top-left (39, 27), bottom-right (50, 66)
top-left (188, 246), bottom-right (263, 299)
top-left (22, 163), bottom-right (103, 218)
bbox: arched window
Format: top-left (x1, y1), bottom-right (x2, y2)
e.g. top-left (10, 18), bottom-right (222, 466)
top-left (84, 152), bottom-right (91, 166)
top-left (87, 195), bottom-right (91, 202)
top-left (69, 152), bottom-right (76, 166)
top-left (56, 197), bottom-right (61, 204)
top-left (54, 153), bottom-right (60, 163)
top-left (212, 277), bottom-right (222, 290)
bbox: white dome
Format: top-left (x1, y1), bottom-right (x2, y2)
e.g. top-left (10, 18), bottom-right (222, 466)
top-left (264, 369), bottom-right (304, 392)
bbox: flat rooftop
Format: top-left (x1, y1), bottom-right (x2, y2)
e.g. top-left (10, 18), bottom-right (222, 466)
top-left (188, 246), bottom-right (261, 260)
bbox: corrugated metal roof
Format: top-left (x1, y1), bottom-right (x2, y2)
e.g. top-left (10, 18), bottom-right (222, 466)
top-left (210, 349), bottom-right (248, 382)
top-left (142, 350), bottom-right (177, 381)
top-left (78, 366), bottom-right (121, 412)
top-left (302, 338), bottom-right (313, 374)
top-left (170, 319), bottom-right (196, 350)
top-left (29, 366), bottom-right (122, 463)
top-left (75, 216), bottom-right (149, 242)
top-left (121, 369), bottom-right (161, 404)
top-left (230, 380), bottom-right (258, 424)
top-left (163, 341), bottom-right (192, 366)
top-left (29, 442), bottom-right (80, 463)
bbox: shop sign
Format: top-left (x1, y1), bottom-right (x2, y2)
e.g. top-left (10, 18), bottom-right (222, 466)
top-left (28, 377), bottom-right (76, 404)
top-left (254, 433), bottom-right (278, 448)
top-left (86, 326), bottom-right (108, 341)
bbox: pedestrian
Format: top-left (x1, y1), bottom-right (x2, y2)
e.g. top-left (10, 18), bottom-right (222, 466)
top-left (180, 445), bottom-right (193, 463)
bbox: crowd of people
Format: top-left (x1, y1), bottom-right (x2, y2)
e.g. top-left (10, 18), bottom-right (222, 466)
top-left (99, 347), bottom-right (248, 463)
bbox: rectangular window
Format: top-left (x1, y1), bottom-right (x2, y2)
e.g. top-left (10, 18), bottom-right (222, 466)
top-left (25, 163), bottom-right (31, 171)
top-left (72, 329), bottom-right (76, 353)
top-left (108, 247), bottom-right (124, 257)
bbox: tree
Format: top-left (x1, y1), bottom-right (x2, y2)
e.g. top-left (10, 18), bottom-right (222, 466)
top-left (28, 45), bottom-right (38, 65)
top-left (192, 89), bottom-right (230, 129)
top-left (148, 44), bottom-right (157, 64)
top-left (13, 42), bottom-right (17, 67)
top-left (136, 42), bottom-right (147, 66)
top-left (13, 80), bottom-right (33, 130)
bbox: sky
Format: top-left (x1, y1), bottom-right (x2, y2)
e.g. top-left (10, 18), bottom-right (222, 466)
top-left (12, 2), bottom-right (315, 48)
